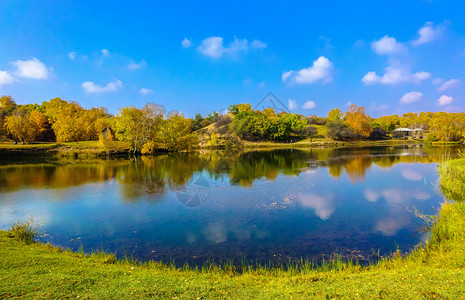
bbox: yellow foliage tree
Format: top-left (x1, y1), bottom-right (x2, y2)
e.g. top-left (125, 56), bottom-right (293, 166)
top-left (327, 108), bottom-right (343, 122)
top-left (4, 110), bottom-right (48, 142)
top-left (237, 103), bottom-right (253, 113)
top-left (343, 104), bottom-right (373, 138)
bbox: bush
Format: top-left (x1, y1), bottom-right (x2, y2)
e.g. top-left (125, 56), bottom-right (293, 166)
top-left (369, 128), bottom-right (387, 140)
top-left (141, 140), bottom-right (157, 154)
top-left (326, 120), bottom-right (356, 140)
top-left (424, 133), bottom-right (438, 144)
top-left (8, 219), bottom-right (40, 244)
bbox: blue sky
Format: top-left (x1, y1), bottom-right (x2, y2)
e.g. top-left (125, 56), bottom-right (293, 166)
top-left (0, 0), bottom-right (464, 117)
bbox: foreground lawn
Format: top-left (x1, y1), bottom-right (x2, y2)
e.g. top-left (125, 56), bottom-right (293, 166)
top-left (2, 201), bottom-right (465, 299)
top-left (1, 159), bottom-right (465, 299)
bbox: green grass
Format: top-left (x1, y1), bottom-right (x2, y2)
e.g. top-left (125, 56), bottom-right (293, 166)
top-left (2, 204), bottom-right (465, 299)
top-left (2, 159), bottom-right (465, 298)
top-left (438, 158), bottom-right (465, 201)
top-left (0, 141), bottom-right (130, 156)
top-left (0, 142), bottom-right (60, 150)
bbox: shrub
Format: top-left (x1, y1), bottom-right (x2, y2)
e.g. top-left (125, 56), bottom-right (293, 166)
top-left (424, 133), bottom-right (438, 144)
top-left (326, 120), bottom-right (356, 140)
top-left (141, 140), bottom-right (157, 155)
top-left (8, 219), bottom-right (40, 244)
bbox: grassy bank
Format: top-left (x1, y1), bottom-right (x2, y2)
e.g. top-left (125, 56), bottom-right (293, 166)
top-left (439, 158), bottom-right (465, 201)
top-left (2, 159), bottom-right (465, 298)
top-left (2, 207), bottom-right (465, 297)
top-left (0, 141), bottom-right (130, 156)
top-left (241, 138), bottom-right (421, 149)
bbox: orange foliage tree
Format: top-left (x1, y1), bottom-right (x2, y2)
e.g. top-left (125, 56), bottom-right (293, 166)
top-left (343, 104), bottom-right (373, 138)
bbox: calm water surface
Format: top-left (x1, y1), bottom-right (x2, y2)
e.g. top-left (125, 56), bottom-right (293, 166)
top-left (0, 145), bottom-right (459, 266)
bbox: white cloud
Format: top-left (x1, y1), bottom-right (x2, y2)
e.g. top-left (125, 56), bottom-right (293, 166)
top-left (297, 193), bottom-right (335, 220)
top-left (400, 91), bottom-right (423, 104)
top-left (68, 52), bottom-right (77, 60)
top-left (401, 168), bottom-right (423, 181)
top-left (362, 66), bottom-right (430, 85)
top-left (197, 37), bottom-right (226, 58)
top-left (101, 49), bottom-right (111, 57)
top-left (288, 99), bottom-right (298, 110)
top-left (128, 60), bottom-right (147, 70)
top-left (282, 56), bottom-right (334, 85)
top-left (361, 72), bottom-right (381, 85)
top-left (0, 71), bottom-right (15, 86)
top-left (282, 71), bottom-right (293, 82)
top-left (438, 79), bottom-right (460, 92)
top-left (258, 81), bottom-right (265, 88)
top-left (303, 101), bottom-right (317, 109)
top-left (371, 36), bottom-right (406, 55)
top-left (438, 95), bottom-right (453, 106)
top-left (197, 36), bottom-right (266, 59)
top-left (181, 38), bottom-right (193, 48)
top-left (364, 189), bottom-right (380, 202)
top-left (139, 88), bottom-right (153, 95)
top-left (251, 40), bottom-right (267, 49)
top-left (12, 58), bottom-right (49, 79)
top-left (412, 22), bottom-right (445, 46)
top-left (82, 79), bottom-right (122, 93)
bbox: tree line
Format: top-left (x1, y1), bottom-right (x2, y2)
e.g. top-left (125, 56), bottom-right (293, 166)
top-left (1, 95), bottom-right (464, 153)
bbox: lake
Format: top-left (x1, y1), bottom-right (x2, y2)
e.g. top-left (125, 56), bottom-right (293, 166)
top-left (0, 145), bottom-right (459, 266)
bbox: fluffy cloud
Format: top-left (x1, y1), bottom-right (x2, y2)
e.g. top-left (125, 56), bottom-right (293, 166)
top-left (297, 193), bottom-right (335, 220)
top-left (364, 189), bottom-right (379, 202)
top-left (282, 56), bottom-right (334, 85)
top-left (181, 38), bottom-right (193, 48)
top-left (139, 88), bottom-right (153, 95)
top-left (251, 40), bottom-right (267, 49)
top-left (128, 60), bottom-right (147, 70)
top-left (412, 22), bottom-right (445, 46)
top-left (400, 91), bottom-right (423, 104)
top-left (0, 71), bottom-right (15, 86)
top-left (12, 58), bottom-right (49, 79)
top-left (82, 79), bottom-right (122, 93)
top-left (197, 37), bottom-right (226, 58)
top-left (197, 36), bottom-right (266, 59)
top-left (302, 101), bottom-right (317, 109)
top-left (68, 52), bottom-right (77, 60)
top-left (101, 49), bottom-right (111, 57)
top-left (401, 168), bottom-right (423, 181)
top-left (438, 79), bottom-right (460, 92)
top-left (371, 35), bottom-right (406, 55)
top-left (437, 95), bottom-right (453, 106)
top-left (361, 72), bottom-right (380, 85)
top-left (288, 99), bottom-right (298, 110)
top-left (362, 66), bottom-right (430, 85)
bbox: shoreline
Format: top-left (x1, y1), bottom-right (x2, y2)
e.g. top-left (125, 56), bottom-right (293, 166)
top-left (0, 139), bottom-right (428, 156)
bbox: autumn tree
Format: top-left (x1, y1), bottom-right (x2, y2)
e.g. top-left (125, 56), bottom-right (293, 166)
top-left (4, 109), bottom-right (48, 142)
top-left (115, 103), bottom-right (165, 153)
top-left (429, 113), bottom-right (465, 142)
top-left (372, 115), bottom-right (400, 132)
top-left (160, 113), bottom-right (198, 151)
top-left (0, 96), bottom-right (17, 137)
top-left (343, 104), bottom-right (373, 138)
top-left (327, 108), bottom-right (343, 122)
top-left (51, 102), bottom-right (87, 142)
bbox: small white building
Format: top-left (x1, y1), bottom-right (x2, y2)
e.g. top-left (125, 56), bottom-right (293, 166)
top-left (393, 128), bottom-right (424, 139)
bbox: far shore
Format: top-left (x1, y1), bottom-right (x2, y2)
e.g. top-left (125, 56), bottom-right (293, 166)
top-left (0, 139), bottom-right (431, 156)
